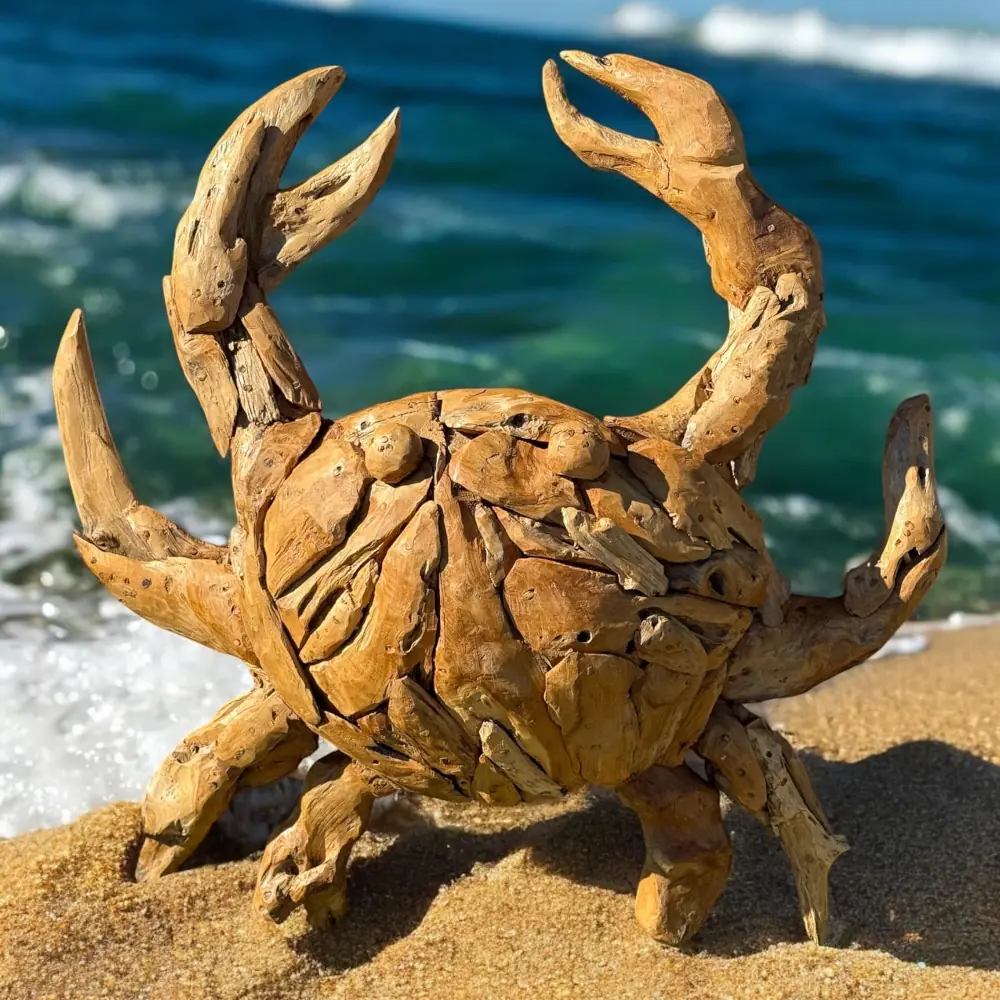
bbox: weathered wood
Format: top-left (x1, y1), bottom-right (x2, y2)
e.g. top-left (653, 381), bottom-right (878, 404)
top-left (238, 281), bottom-right (321, 411)
top-left (74, 535), bottom-right (256, 665)
top-left (311, 501), bottom-right (441, 717)
top-left (53, 310), bottom-right (222, 563)
top-left (544, 52), bottom-right (824, 484)
top-left (582, 462), bottom-right (711, 563)
top-left (255, 752), bottom-right (391, 925)
top-left (746, 719), bottom-right (848, 945)
top-left (544, 652), bottom-right (640, 786)
top-left (617, 765), bottom-right (733, 945)
top-left (503, 558), bottom-right (751, 663)
top-left (493, 508), bottom-right (600, 567)
top-left (277, 467), bottom-right (432, 639)
top-left (264, 430), bottom-right (369, 596)
top-left (668, 545), bottom-right (769, 609)
top-left (361, 419), bottom-right (424, 484)
top-left (257, 107), bottom-right (400, 292)
top-left (164, 277), bottom-right (238, 456)
top-left (628, 438), bottom-right (766, 552)
top-left (228, 333), bottom-right (282, 427)
top-left (630, 663), bottom-right (701, 775)
top-left (545, 420), bottom-right (610, 479)
top-left (561, 508), bottom-right (668, 596)
top-left (299, 560), bottom-right (378, 663)
top-left (338, 391), bottom-right (439, 445)
top-left (387, 677), bottom-right (480, 789)
top-left (136, 686), bottom-right (314, 881)
top-left (696, 702), bottom-right (767, 813)
top-left (479, 720), bottom-right (564, 801)
top-left (845, 394), bottom-right (943, 617)
top-left (725, 539), bottom-right (947, 702)
top-left (317, 712), bottom-right (461, 800)
top-left (53, 57), bottom-right (950, 952)
top-left (439, 388), bottom-right (621, 453)
top-left (449, 430), bottom-right (580, 522)
top-left (670, 667), bottom-right (727, 762)
top-left (232, 415), bottom-right (324, 726)
top-left (471, 756), bottom-right (522, 806)
top-left (434, 475), bottom-right (577, 789)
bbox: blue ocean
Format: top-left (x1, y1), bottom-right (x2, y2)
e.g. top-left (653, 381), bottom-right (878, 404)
top-left (1, 0), bottom-right (999, 623)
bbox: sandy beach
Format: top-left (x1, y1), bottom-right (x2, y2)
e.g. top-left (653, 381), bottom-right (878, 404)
top-left (0, 622), bottom-right (996, 1000)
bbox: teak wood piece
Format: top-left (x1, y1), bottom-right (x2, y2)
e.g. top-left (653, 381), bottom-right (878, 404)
top-left (53, 53), bottom-right (947, 946)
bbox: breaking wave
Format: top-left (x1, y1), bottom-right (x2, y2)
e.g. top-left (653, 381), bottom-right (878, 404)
top-left (609, 4), bottom-right (1000, 87)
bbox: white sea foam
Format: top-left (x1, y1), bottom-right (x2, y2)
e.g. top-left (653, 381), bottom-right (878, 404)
top-left (606, 2), bottom-right (679, 37)
top-left (0, 609), bottom-right (248, 837)
top-left (693, 6), bottom-right (1000, 87)
top-left (0, 367), bottom-right (253, 836)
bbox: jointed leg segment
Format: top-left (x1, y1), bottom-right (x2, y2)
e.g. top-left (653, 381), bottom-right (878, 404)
top-left (255, 753), bottom-right (393, 926)
top-left (136, 685), bottom-right (317, 881)
top-left (617, 764), bottom-right (732, 945)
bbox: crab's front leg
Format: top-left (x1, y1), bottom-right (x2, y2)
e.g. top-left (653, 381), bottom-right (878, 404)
top-left (136, 685), bottom-right (317, 880)
top-left (616, 765), bottom-right (732, 945)
top-left (254, 753), bottom-right (393, 926)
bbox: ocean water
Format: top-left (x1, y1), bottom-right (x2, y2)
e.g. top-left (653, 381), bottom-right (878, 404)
top-left (1, 0), bottom-right (999, 834)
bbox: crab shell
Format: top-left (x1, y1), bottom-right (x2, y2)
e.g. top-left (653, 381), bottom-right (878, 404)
top-left (221, 386), bottom-right (774, 803)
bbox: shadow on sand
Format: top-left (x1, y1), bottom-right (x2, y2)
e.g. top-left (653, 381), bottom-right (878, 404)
top-left (278, 739), bottom-right (1000, 973)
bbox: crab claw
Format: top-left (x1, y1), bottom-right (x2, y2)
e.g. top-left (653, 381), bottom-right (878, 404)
top-left (544, 51), bottom-right (823, 489)
top-left (724, 395), bottom-right (947, 703)
top-left (171, 66), bottom-right (400, 335)
top-left (542, 55), bottom-right (666, 199)
top-left (844, 394), bottom-right (943, 617)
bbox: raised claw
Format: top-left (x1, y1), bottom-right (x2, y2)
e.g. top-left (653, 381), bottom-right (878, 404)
top-left (724, 395), bottom-right (947, 703)
top-left (543, 51), bottom-right (823, 488)
top-left (844, 394), bottom-right (943, 616)
top-left (542, 57), bottom-right (665, 198)
top-left (171, 66), bottom-right (399, 335)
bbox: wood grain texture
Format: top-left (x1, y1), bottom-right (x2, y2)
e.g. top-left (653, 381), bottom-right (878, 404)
top-left (449, 430), bottom-right (580, 522)
top-left (543, 51), bottom-right (824, 484)
top-left (617, 765), bottom-right (732, 945)
top-left (264, 429), bottom-right (369, 596)
top-left (311, 501), bottom-right (441, 717)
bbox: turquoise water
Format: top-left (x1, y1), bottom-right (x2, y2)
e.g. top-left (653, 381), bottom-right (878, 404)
top-left (1, 1), bottom-right (999, 614)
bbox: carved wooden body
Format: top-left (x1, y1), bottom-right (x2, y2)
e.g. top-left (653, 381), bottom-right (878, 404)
top-left (53, 53), bottom-right (947, 947)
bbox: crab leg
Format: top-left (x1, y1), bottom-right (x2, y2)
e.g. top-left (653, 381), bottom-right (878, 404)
top-left (697, 703), bottom-right (847, 944)
top-left (255, 753), bottom-right (393, 926)
top-left (543, 52), bottom-right (824, 487)
top-left (724, 395), bottom-right (946, 702)
top-left (136, 685), bottom-right (317, 881)
top-left (616, 764), bottom-right (732, 945)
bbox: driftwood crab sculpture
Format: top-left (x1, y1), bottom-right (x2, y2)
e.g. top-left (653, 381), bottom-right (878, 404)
top-left (52, 53), bottom-right (946, 947)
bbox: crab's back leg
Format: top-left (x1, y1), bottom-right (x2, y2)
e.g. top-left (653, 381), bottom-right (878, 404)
top-left (697, 702), bottom-right (848, 945)
top-left (616, 764), bottom-right (732, 945)
top-left (136, 684), bottom-right (317, 881)
top-left (254, 752), bottom-right (393, 927)
top-left (543, 53), bottom-right (824, 488)
top-left (725, 394), bottom-right (946, 702)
